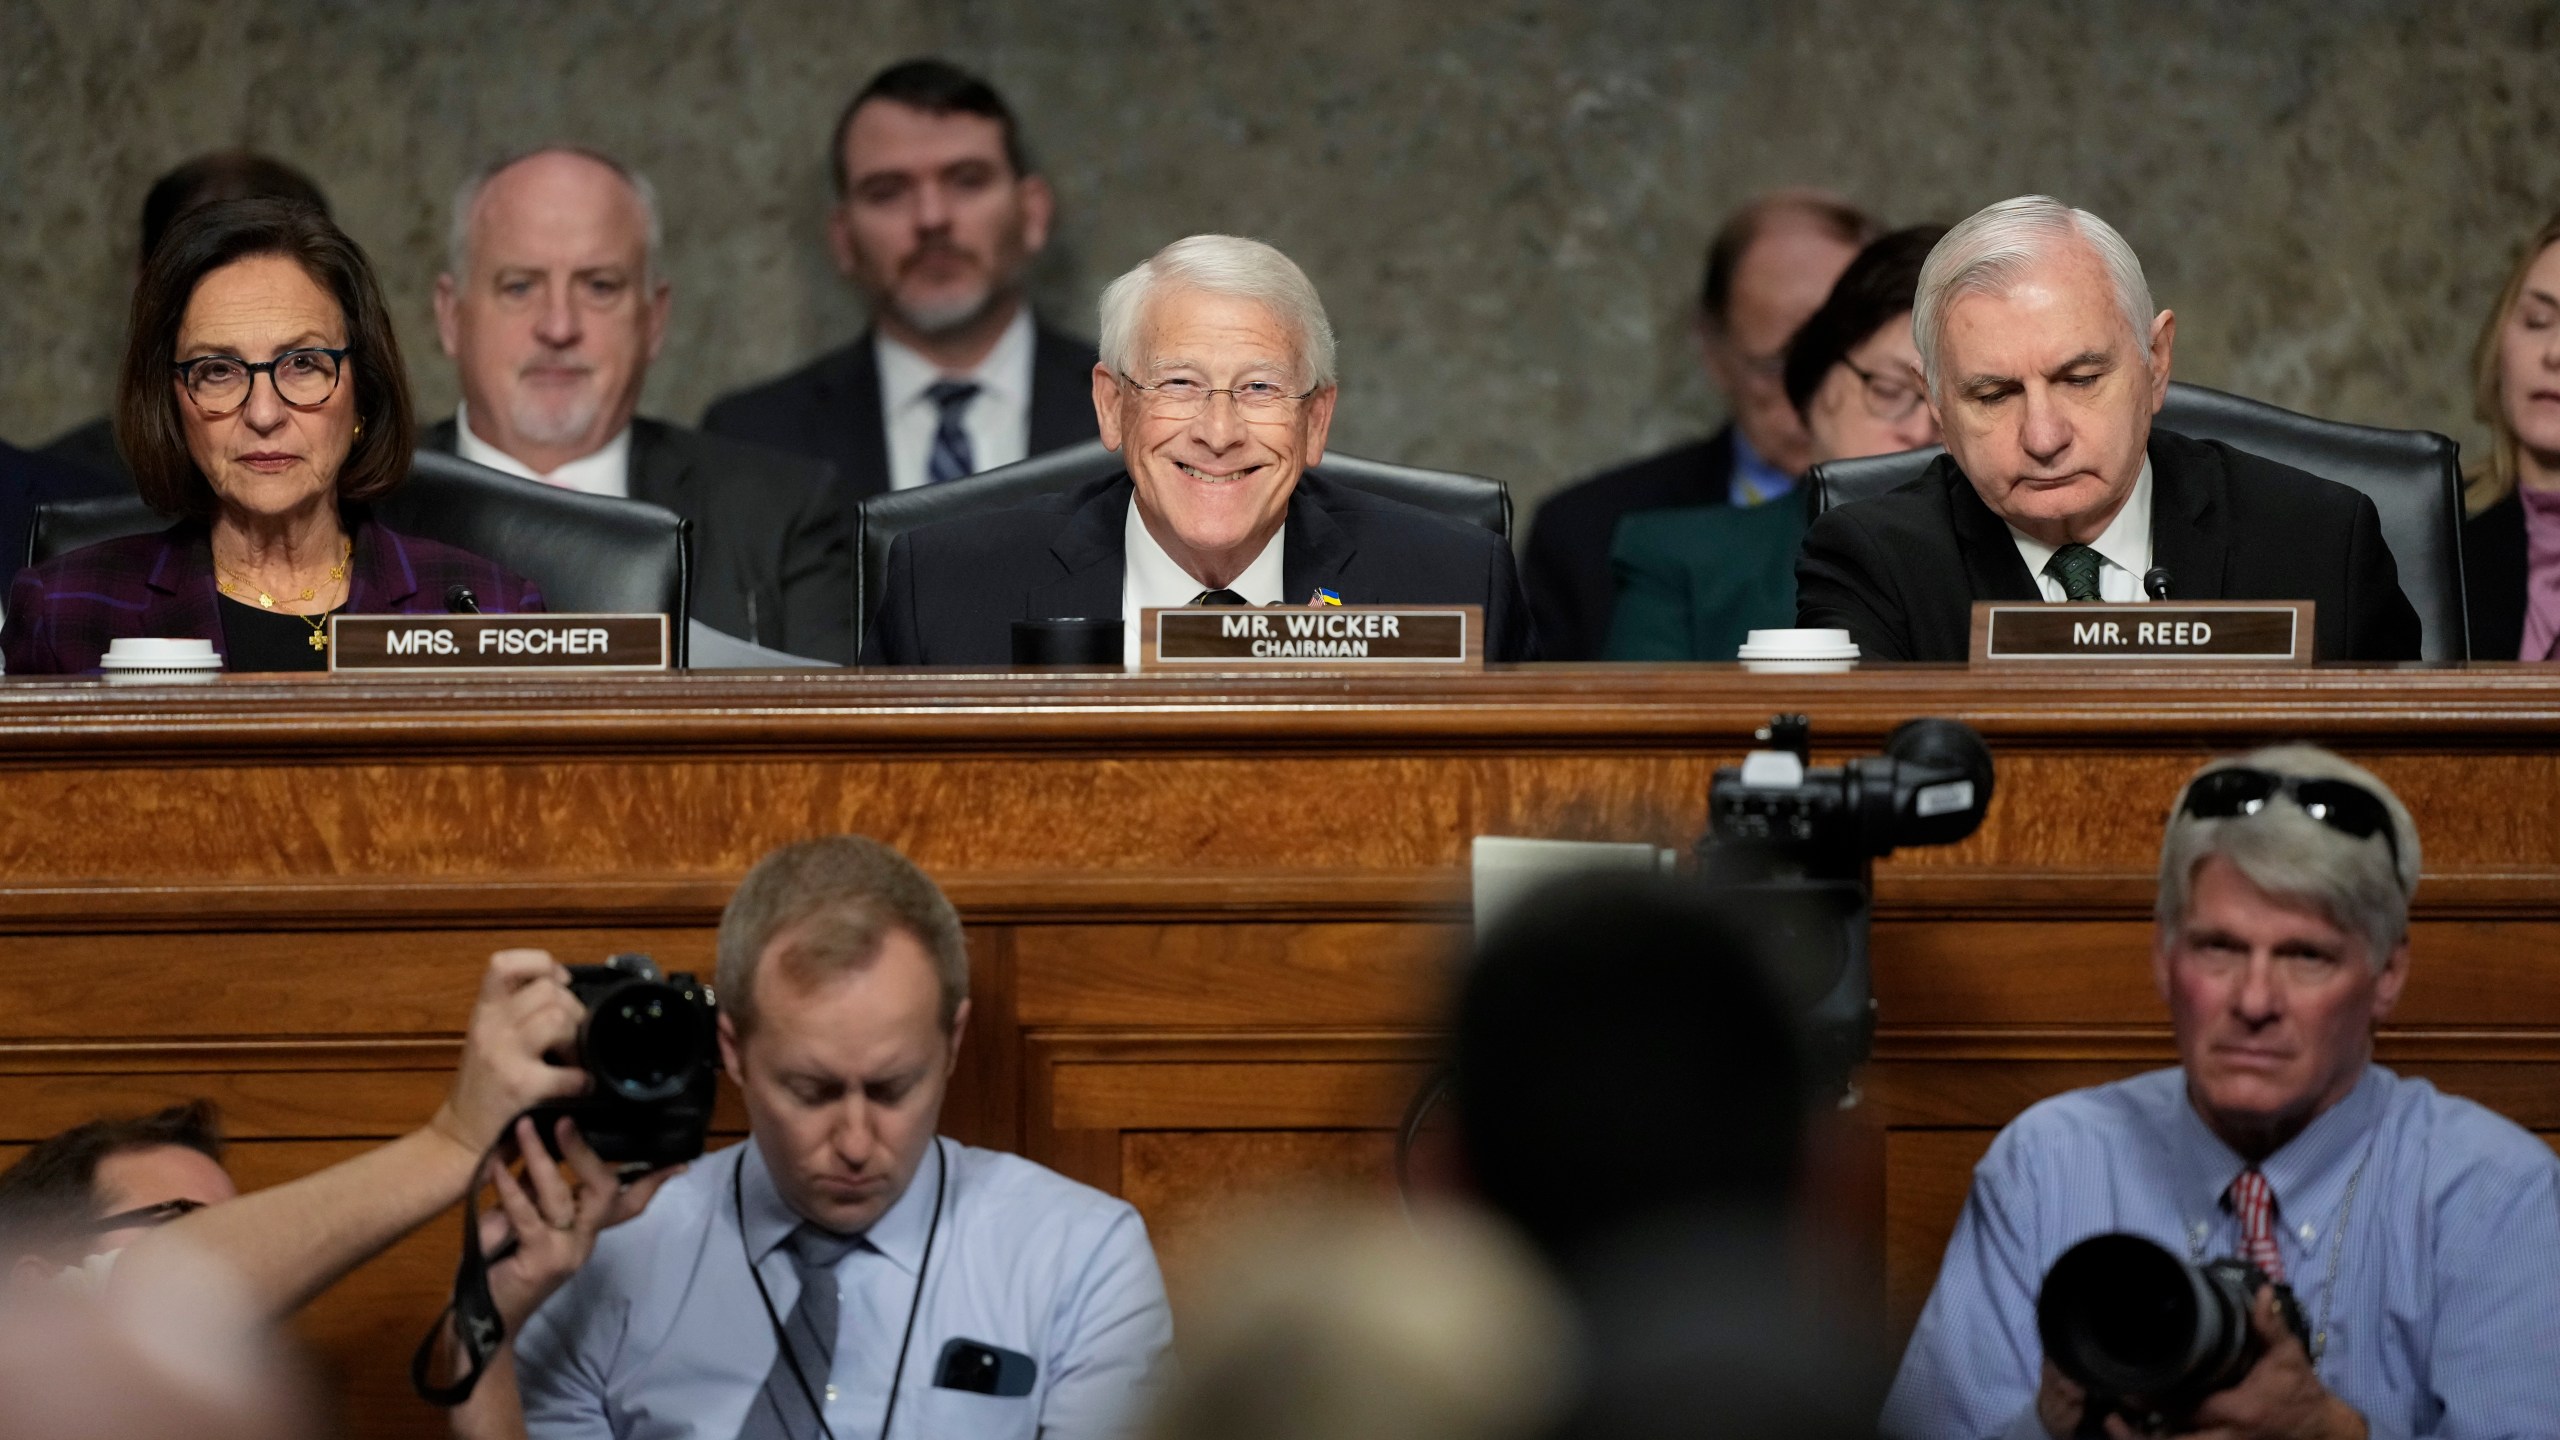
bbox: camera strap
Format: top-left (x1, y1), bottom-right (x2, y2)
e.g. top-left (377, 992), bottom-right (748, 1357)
top-left (411, 1132), bottom-right (516, 1407)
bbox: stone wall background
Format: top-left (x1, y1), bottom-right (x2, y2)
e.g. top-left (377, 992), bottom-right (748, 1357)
top-left (4, 0), bottom-right (2555, 517)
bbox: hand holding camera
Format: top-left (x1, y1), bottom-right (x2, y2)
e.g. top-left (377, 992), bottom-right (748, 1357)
top-left (431, 950), bottom-right (594, 1160)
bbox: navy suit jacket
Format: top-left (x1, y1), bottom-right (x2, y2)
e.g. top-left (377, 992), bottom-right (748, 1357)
top-left (2, 517), bottom-right (541, 674)
top-left (863, 471), bottom-right (1535, 666)
top-left (1794, 428), bottom-right (2424, 662)
top-left (2, 438), bottom-right (124, 592)
top-left (1523, 429), bottom-right (1736, 660)
top-left (700, 319), bottom-right (1100, 516)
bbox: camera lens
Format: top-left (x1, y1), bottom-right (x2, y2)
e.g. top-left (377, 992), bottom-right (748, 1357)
top-left (583, 980), bottom-right (704, 1101)
top-left (2039, 1234), bottom-right (2210, 1397)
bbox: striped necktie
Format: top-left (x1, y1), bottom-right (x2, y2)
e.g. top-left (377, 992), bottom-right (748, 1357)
top-left (925, 380), bottom-right (980, 485)
top-left (737, 1224), bottom-right (864, 1440)
top-left (2228, 1168), bottom-right (2287, 1281)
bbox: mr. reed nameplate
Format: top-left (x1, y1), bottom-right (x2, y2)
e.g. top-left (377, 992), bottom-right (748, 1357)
top-left (1970, 601), bottom-right (2313, 665)
top-left (1139, 604), bottom-right (1483, 669)
top-left (328, 613), bottom-right (671, 673)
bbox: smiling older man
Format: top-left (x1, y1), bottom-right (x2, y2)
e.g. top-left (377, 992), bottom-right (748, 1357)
top-left (1883, 747), bottom-right (2560, 1440)
top-left (1795, 196), bottom-right (2421, 662)
top-left (862, 234), bottom-right (1532, 665)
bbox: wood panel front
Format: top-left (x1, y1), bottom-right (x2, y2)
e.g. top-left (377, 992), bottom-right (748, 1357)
top-left (6, 665), bottom-right (2559, 1438)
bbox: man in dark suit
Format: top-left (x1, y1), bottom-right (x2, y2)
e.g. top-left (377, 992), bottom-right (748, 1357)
top-left (865, 236), bottom-right (1531, 666)
top-left (1, 439), bottom-right (125, 594)
top-left (701, 58), bottom-right (1098, 513)
top-left (432, 147), bottom-right (854, 662)
top-left (1796, 196), bottom-right (2420, 663)
top-left (1522, 191), bottom-right (1878, 658)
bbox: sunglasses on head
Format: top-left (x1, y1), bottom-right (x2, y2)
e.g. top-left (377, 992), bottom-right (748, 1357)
top-left (84, 1197), bottom-right (208, 1233)
top-left (2179, 766), bottom-right (2402, 871)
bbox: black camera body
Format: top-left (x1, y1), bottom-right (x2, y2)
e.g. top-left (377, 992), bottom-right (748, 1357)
top-left (527, 954), bottom-right (720, 1172)
top-left (2038, 1232), bottom-right (2311, 1431)
top-left (1695, 715), bottom-right (1996, 1093)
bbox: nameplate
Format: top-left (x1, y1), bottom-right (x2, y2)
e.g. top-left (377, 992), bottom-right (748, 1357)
top-left (328, 613), bottom-right (671, 673)
top-left (1969, 601), bottom-right (2313, 664)
top-left (1138, 605), bottom-right (1483, 669)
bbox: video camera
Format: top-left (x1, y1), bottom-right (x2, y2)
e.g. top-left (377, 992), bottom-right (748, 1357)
top-left (1694, 714), bottom-right (1996, 1095)
top-left (525, 953), bottom-right (720, 1171)
top-left (2038, 1232), bottom-right (2311, 1433)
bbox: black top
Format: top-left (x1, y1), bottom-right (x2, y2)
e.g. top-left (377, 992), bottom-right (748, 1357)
top-left (2463, 491), bottom-right (2527, 662)
top-left (1522, 430), bottom-right (1736, 660)
top-left (1794, 428), bottom-right (2425, 663)
top-left (218, 594), bottom-right (334, 672)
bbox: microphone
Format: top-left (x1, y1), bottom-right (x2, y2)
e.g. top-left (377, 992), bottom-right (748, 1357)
top-left (2143, 568), bottom-right (2174, 601)
top-left (444, 584), bottom-right (482, 614)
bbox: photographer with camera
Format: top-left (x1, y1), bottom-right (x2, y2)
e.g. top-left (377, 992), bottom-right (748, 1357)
top-left (1882, 747), bottom-right (2560, 1439)
top-left (499, 835), bottom-right (1172, 1440)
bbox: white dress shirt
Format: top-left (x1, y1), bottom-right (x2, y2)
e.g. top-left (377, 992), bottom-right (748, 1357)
top-left (453, 401), bottom-right (633, 498)
top-left (2006, 457), bottom-right (2155, 602)
top-left (1120, 498), bottom-right (1285, 668)
top-left (878, 306), bottom-right (1036, 492)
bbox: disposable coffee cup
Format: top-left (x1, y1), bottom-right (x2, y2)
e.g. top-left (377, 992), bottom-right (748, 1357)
top-left (99, 637), bottom-right (224, 683)
top-left (1010, 618), bottom-right (1122, 668)
top-left (1735, 627), bottom-right (1859, 673)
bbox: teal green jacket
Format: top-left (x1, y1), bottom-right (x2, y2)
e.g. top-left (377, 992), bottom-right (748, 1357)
top-left (1601, 493), bottom-right (1811, 661)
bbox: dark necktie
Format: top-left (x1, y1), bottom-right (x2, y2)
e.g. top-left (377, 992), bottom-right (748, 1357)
top-left (2044, 542), bottom-right (2105, 602)
top-left (738, 1224), bottom-right (864, 1440)
top-left (2227, 1168), bottom-right (2287, 1281)
top-left (925, 380), bottom-right (980, 485)
top-left (1190, 588), bottom-right (1248, 606)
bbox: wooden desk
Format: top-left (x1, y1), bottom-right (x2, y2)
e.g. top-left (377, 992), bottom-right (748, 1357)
top-left (4, 666), bottom-right (2557, 1434)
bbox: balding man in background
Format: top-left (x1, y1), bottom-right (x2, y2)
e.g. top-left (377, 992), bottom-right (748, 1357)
top-left (428, 147), bottom-right (855, 662)
top-left (1523, 191), bottom-right (1877, 659)
top-left (1795, 195), bottom-right (2421, 662)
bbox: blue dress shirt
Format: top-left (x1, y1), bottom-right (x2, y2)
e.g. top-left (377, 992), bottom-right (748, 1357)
top-left (1882, 1065), bottom-right (2560, 1440)
top-left (515, 1138), bottom-right (1173, 1440)
top-left (1726, 428), bottom-right (1797, 508)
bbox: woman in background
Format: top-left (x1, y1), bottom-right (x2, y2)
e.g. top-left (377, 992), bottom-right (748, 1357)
top-left (2462, 213), bottom-right (2560, 661)
top-left (3, 199), bottom-right (538, 675)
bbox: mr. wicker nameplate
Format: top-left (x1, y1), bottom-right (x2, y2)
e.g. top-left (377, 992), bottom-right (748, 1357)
top-left (1970, 600), bottom-right (2313, 665)
top-left (328, 613), bottom-right (671, 673)
top-left (1139, 604), bottom-right (1483, 669)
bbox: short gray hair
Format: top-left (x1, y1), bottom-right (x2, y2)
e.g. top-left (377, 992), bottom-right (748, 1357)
top-left (1098, 235), bottom-right (1338, 390)
top-left (715, 836), bottom-right (968, 1033)
top-left (2156, 745), bottom-right (2422, 968)
top-left (445, 146), bottom-right (663, 286)
top-left (1911, 195), bottom-right (2154, 396)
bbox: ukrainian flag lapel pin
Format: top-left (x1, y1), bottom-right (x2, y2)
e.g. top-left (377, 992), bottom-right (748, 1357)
top-left (1309, 587), bottom-right (1343, 606)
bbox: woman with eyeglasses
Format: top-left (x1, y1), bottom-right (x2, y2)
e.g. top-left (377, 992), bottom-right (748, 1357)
top-left (1604, 224), bottom-right (1946, 660)
top-left (2461, 213), bottom-right (2560, 661)
top-left (2, 198), bottom-right (539, 675)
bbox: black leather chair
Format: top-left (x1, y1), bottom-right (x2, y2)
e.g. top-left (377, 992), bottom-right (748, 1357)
top-left (854, 438), bottom-right (1513, 643)
top-left (1806, 382), bottom-right (2469, 659)
top-left (29, 450), bottom-right (696, 665)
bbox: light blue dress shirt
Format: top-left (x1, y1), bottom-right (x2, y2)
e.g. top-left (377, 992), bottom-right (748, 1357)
top-left (1882, 1065), bottom-right (2560, 1440)
top-left (515, 1137), bottom-right (1173, 1440)
top-left (1727, 428), bottom-right (1798, 508)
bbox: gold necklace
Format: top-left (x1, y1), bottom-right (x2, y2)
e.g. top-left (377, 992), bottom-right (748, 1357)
top-left (216, 537), bottom-right (351, 611)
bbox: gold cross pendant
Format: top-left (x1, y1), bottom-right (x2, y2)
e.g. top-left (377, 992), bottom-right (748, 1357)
top-left (308, 631), bottom-right (328, 652)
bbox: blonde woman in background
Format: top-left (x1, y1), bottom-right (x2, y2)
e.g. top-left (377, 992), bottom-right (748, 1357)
top-left (2462, 213), bottom-right (2560, 659)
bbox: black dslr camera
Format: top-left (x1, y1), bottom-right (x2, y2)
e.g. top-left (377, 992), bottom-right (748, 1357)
top-left (526, 954), bottom-right (719, 1171)
top-left (2037, 1233), bottom-right (2312, 1433)
top-left (1695, 714), bottom-right (1996, 1094)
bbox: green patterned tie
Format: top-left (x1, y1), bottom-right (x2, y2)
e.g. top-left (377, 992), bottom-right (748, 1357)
top-left (2044, 543), bottom-right (2105, 602)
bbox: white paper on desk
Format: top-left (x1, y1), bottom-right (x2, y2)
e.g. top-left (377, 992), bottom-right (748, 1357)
top-left (685, 620), bottom-right (841, 670)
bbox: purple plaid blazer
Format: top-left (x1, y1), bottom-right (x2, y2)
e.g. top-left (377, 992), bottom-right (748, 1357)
top-left (1, 518), bottom-right (542, 674)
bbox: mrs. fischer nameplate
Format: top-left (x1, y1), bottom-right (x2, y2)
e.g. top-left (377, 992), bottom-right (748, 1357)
top-left (1969, 600), bottom-right (2313, 664)
top-left (328, 613), bottom-right (671, 673)
top-left (1138, 605), bottom-right (1483, 669)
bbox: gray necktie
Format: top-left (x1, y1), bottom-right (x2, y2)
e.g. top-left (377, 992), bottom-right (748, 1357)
top-left (2044, 542), bottom-right (2105, 602)
top-left (925, 380), bottom-right (980, 485)
top-left (738, 1224), bottom-right (863, 1440)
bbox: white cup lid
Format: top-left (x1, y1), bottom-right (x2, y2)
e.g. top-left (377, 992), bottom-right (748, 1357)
top-left (100, 637), bottom-right (224, 670)
top-left (1735, 627), bottom-right (1859, 660)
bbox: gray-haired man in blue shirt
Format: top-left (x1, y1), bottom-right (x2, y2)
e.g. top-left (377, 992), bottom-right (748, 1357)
top-left (1884, 746), bottom-right (2560, 1440)
top-left (487, 835), bottom-right (1172, 1440)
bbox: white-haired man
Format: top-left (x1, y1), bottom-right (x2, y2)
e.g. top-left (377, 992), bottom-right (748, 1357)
top-left (429, 147), bottom-right (856, 662)
top-left (1795, 196), bottom-right (2421, 662)
top-left (863, 234), bottom-right (1533, 664)
top-left (1884, 747), bottom-right (2560, 1439)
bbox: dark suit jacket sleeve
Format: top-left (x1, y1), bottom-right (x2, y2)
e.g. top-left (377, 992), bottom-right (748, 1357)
top-left (776, 475), bottom-right (856, 664)
top-left (2342, 490), bottom-right (2424, 662)
top-left (860, 532), bottom-right (923, 666)
top-left (1794, 507), bottom-right (1916, 662)
top-left (1488, 540), bottom-right (1537, 662)
top-left (1, 570), bottom-right (58, 674)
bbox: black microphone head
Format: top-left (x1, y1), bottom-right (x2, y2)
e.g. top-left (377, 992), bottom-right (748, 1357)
top-left (444, 584), bottom-right (481, 613)
top-left (2143, 567), bottom-right (2174, 600)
